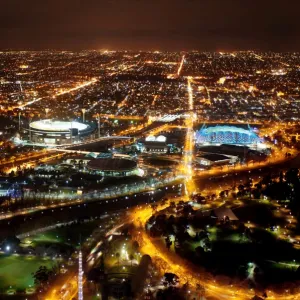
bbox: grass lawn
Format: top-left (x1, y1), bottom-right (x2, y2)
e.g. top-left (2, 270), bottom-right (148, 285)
top-left (108, 265), bottom-right (136, 276)
top-left (0, 254), bottom-right (54, 291)
top-left (144, 157), bottom-right (178, 167)
top-left (22, 220), bottom-right (101, 249)
top-left (234, 201), bottom-right (285, 227)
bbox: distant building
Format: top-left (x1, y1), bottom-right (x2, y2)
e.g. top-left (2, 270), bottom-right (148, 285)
top-left (142, 141), bottom-right (168, 154)
top-left (131, 255), bottom-right (152, 296)
top-left (86, 158), bottom-right (139, 177)
top-left (196, 153), bottom-right (235, 167)
top-left (137, 135), bottom-right (168, 154)
top-left (196, 206), bottom-right (239, 221)
top-left (197, 144), bottom-right (268, 161)
top-left (64, 155), bottom-right (91, 165)
top-left (195, 124), bottom-right (260, 145)
top-left (29, 119), bottom-right (94, 145)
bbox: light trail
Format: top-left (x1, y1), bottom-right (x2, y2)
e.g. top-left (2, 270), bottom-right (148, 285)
top-left (93, 114), bottom-right (143, 120)
top-left (54, 78), bottom-right (98, 97)
top-left (107, 63), bottom-right (137, 76)
top-left (117, 95), bottom-right (129, 109)
top-left (187, 77), bottom-right (194, 111)
top-left (16, 78), bottom-right (98, 109)
top-left (86, 98), bottom-right (103, 113)
top-left (17, 61), bottom-right (77, 76)
top-left (151, 85), bottom-right (162, 106)
top-left (45, 213), bottom-right (118, 300)
top-left (177, 54), bottom-right (185, 76)
top-left (151, 95), bottom-right (158, 106)
top-left (253, 53), bottom-right (264, 62)
top-left (179, 76), bottom-right (196, 196)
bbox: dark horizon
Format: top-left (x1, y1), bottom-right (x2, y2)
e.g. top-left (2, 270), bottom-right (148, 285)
top-left (1, 0), bottom-right (300, 52)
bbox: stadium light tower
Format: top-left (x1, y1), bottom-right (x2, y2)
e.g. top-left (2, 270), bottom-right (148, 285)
top-left (45, 108), bottom-right (50, 118)
top-left (97, 113), bottom-right (101, 138)
top-left (16, 81), bottom-right (23, 93)
top-left (82, 108), bottom-right (86, 123)
top-left (70, 119), bottom-right (73, 144)
top-left (18, 110), bottom-right (22, 132)
top-left (78, 250), bottom-right (84, 300)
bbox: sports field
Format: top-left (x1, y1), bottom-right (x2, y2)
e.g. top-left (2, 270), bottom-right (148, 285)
top-left (0, 254), bottom-right (54, 291)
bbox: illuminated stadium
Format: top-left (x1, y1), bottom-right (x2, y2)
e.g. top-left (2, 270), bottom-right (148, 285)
top-left (87, 158), bottom-right (140, 177)
top-left (29, 119), bottom-right (94, 145)
top-left (195, 124), bottom-right (261, 145)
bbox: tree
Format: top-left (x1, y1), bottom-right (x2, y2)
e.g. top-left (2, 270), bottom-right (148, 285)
top-left (238, 184), bottom-right (245, 194)
top-left (219, 190), bottom-right (226, 199)
top-left (151, 204), bottom-right (158, 213)
top-left (78, 159), bottom-right (84, 169)
top-left (163, 273), bottom-right (179, 287)
top-left (196, 283), bottom-right (205, 298)
top-left (32, 266), bottom-right (53, 288)
top-left (169, 201), bottom-right (176, 209)
top-left (156, 286), bottom-right (185, 300)
top-left (129, 253), bottom-right (134, 266)
top-left (87, 267), bottom-right (103, 291)
top-left (165, 236), bottom-right (172, 250)
top-left (132, 240), bottom-right (139, 252)
top-left (115, 252), bottom-right (120, 266)
top-left (99, 255), bottom-right (105, 272)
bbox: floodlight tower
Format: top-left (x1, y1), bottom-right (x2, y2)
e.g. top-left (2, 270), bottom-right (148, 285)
top-left (82, 108), bottom-right (86, 123)
top-left (97, 113), bottom-right (101, 138)
top-left (18, 110), bottom-right (22, 132)
top-left (70, 120), bottom-right (73, 144)
top-left (45, 108), bottom-right (50, 119)
top-left (16, 81), bottom-right (24, 104)
top-left (16, 81), bottom-right (23, 93)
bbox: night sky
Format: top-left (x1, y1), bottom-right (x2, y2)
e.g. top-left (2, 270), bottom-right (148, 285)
top-left (1, 0), bottom-right (299, 51)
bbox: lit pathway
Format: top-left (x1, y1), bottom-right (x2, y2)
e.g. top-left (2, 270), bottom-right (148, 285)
top-left (131, 203), bottom-right (300, 300)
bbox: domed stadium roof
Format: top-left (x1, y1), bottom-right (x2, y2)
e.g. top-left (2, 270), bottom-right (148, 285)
top-left (30, 119), bottom-right (89, 132)
top-left (201, 125), bottom-right (255, 135)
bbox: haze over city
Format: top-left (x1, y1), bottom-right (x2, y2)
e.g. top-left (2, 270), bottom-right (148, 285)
top-left (1, 0), bottom-right (300, 51)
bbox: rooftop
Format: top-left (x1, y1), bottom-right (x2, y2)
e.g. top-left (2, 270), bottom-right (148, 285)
top-left (197, 153), bottom-right (230, 162)
top-left (30, 119), bottom-right (89, 132)
top-left (87, 158), bottom-right (137, 171)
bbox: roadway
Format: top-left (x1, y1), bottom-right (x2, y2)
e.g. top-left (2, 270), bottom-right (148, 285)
top-left (129, 197), bottom-right (300, 300)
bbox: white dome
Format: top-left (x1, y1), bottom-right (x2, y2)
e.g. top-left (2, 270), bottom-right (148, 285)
top-left (156, 135), bottom-right (167, 142)
top-left (145, 135), bottom-right (156, 142)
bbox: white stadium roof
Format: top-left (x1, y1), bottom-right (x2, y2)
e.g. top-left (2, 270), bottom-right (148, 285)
top-left (145, 135), bottom-right (167, 142)
top-left (202, 125), bottom-right (256, 135)
top-left (30, 119), bottom-right (88, 132)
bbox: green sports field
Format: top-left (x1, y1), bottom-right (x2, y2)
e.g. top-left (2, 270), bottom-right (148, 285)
top-left (23, 220), bottom-right (100, 249)
top-left (0, 254), bottom-right (54, 291)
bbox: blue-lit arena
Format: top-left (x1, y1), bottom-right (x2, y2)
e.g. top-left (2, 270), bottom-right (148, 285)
top-left (195, 125), bottom-right (260, 145)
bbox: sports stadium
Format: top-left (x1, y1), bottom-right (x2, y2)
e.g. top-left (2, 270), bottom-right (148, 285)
top-left (195, 124), bottom-right (261, 145)
top-left (29, 119), bottom-right (94, 145)
top-left (87, 158), bottom-right (140, 177)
